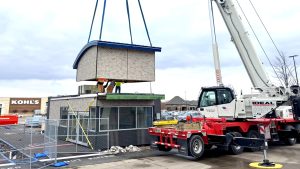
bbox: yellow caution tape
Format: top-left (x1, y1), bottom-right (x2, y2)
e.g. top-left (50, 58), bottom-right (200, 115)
top-left (67, 100), bottom-right (94, 150)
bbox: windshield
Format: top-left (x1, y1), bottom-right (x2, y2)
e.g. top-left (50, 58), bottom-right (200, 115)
top-left (199, 90), bottom-right (216, 107)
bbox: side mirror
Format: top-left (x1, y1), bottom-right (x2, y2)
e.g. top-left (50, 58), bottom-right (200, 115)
top-left (217, 0), bottom-right (226, 4)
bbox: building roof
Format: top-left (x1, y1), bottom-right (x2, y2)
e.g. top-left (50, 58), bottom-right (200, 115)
top-left (105, 93), bottom-right (165, 100)
top-left (166, 96), bottom-right (197, 106)
top-left (50, 93), bottom-right (165, 101)
top-left (73, 40), bottom-right (162, 69)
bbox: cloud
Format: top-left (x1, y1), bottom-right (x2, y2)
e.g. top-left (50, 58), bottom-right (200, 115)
top-left (0, 0), bottom-right (300, 99)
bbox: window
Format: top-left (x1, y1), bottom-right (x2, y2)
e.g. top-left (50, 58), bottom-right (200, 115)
top-left (100, 107), bottom-right (118, 130)
top-left (0, 104), bottom-right (2, 115)
top-left (89, 107), bottom-right (97, 131)
top-left (199, 91), bottom-right (216, 107)
top-left (60, 107), bottom-right (69, 126)
top-left (137, 107), bottom-right (152, 128)
top-left (217, 89), bottom-right (233, 104)
top-left (119, 107), bottom-right (136, 129)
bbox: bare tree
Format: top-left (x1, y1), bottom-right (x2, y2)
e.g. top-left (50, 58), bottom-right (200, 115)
top-left (274, 52), bottom-right (296, 88)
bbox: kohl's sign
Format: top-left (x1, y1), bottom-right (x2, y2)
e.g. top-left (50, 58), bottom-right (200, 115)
top-left (11, 99), bottom-right (40, 105)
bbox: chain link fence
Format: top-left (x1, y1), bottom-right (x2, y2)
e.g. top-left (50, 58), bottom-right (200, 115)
top-left (0, 120), bottom-right (57, 168)
top-left (0, 115), bottom-right (109, 168)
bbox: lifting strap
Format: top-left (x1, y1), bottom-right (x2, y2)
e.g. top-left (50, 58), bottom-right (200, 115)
top-left (87, 0), bottom-right (153, 46)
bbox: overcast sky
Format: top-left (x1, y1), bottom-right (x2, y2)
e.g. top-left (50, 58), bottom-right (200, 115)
top-left (0, 0), bottom-right (300, 100)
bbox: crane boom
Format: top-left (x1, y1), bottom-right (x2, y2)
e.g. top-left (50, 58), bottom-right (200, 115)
top-left (212, 0), bottom-right (274, 92)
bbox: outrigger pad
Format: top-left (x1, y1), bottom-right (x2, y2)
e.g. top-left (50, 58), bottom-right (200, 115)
top-left (73, 40), bottom-right (161, 82)
top-left (249, 162), bottom-right (283, 169)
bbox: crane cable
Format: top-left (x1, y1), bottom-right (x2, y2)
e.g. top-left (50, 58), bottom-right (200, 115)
top-left (234, 0), bottom-right (284, 87)
top-left (87, 0), bottom-right (99, 43)
top-left (247, 0), bottom-right (296, 85)
top-left (87, 0), bottom-right (152, 46)
top-left (138, 0), bottom-right (152, 47)
top-left (126, 0), bottom-right (133, 44)
top-left (99, 0), bottom-right (107, 40)
top-left (212, 0), bottom-right (270, 88)
top-left (228, 13), bottom-right (270, 88)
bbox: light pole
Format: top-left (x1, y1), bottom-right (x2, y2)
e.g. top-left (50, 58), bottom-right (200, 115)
top-left (289, 55), bottom-right (299, 86)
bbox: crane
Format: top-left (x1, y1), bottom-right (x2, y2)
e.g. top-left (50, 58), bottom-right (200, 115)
top-left (199, 0), bottom-right (293, 119)
top-left (148, 0), bottom-right (300, 160)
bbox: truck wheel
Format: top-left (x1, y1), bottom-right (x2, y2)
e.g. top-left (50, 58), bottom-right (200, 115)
top-left (229, 132), bottom-right (244, 155)
top-left (246, 130), bottom-right (260, 152)
top-left (157, 145), bottom-right (172, 152)
top-left (295, 124), bottom-right (300, 143)
top-left (284, 138), bottom-right (297, 146)
top-left (188, 135), bottom-right (205, 159)
top-left (283, 125), bottom-right (297, 146)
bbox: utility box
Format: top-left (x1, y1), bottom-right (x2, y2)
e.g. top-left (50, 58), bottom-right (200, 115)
top-left (73, 41), bottom-right (161, 82)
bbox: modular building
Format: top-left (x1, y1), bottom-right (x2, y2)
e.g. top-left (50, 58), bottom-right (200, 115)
top-left (47, 40), bottom-right (163, 149)
top-left (48, 93), bottom-right (164, 150)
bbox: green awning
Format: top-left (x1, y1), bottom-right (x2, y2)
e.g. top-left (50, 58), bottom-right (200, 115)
top-left (105, 93), bottom-right (165, 100)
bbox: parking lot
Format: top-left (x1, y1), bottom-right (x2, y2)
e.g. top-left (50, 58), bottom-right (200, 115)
top-left (60, 143), bottom-right (300, 169)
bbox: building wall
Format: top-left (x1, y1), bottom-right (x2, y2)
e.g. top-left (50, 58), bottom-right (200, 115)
top-left (127, 50), bottom-right (155, 81)
top-left (98, 47), bottom-right (128, 80)
top-left (76, 46), bottom-right (155, 82)
top-left (49, 96), bottom-right (96, 120)
top-left (0, 97), bottom-right (48, 115)
top-left (76, 46), bottom-right (97, 81)
top-left (41, 98), bottom-right (48, 115)
top-left (166, 104), bottom-right (196, 111)
top-left (0, 98), bottom-right (10, 115)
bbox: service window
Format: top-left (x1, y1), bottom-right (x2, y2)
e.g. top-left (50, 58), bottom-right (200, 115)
top-left (60, 107), bottom-right (69, 127)
top-left (119, 107), bottom-right (136, 129)
top-left (100, 107), bottom-right (118, 130)
top-left (199, 91), bottom-right (216, 107)
top-left (137, 107), bottom-right (152, 128)
top-left (89, 107), bottom-right (97, 131)
top-left (217, 89), bottom-right (233, 104)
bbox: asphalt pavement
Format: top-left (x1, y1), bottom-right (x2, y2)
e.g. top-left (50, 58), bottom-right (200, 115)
top-left (66, 143), bottom-right (300, 169)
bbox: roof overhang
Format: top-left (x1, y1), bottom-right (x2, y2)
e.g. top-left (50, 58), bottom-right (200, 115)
top-left (73, 40), bottom-right (161, 69)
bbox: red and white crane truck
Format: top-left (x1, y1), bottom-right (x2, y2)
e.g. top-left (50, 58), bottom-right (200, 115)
top-left (148, 0), bottom-right (300, 159)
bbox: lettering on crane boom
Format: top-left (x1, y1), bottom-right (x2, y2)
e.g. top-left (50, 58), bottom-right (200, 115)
top-left (252, 101), bottom-right (274, 106)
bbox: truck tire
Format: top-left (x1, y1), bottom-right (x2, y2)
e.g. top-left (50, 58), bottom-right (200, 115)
top-left (283, 125), bottom-right (297, 146)
top-left (188, 135), bottom-right (205, 159)
top-left (157, 145), bottom-right (172, 152)
top-left (246, 130), bottom-right (260, 152)
top-left (295, 124), bottom-right (300, 143)
top-left (229, 132), bottom-right (244, 155)
top-left (284, 137), bottom-right (297, 146)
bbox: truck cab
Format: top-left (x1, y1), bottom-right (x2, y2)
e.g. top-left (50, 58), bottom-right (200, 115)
top-left (198, 87), bottom-right (236, 118)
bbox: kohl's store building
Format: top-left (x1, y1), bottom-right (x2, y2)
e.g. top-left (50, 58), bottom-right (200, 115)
top-left (0, 97), bottom-right (48, 116)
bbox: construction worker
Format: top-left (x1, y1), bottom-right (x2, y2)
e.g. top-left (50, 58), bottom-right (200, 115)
top-left (115, 82), bottom-right (123, 93)
top-left (97, 78), bottom-right (106, 93)
top-left (106, 81), bottom-right (115, 93)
